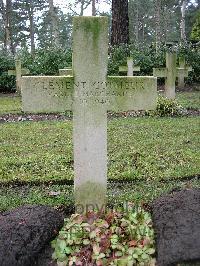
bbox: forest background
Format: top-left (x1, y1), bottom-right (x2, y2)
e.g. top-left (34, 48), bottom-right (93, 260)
top-left (0, 0), bottom-right (199, 92)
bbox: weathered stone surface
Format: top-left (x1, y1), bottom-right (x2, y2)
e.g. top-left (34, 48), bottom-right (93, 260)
top-left (8, 67), bottom-right (29, 76)
top-left (59, 68), bottom-right (73, 76)
top-left (8, 59), bottom-right (30, 93)
top-left (165, 52), bottom-right (177, 99)
top-left (107, 76), bottom-right (157, 111)
top-left (151, 189), bottom-right (200, 266)
top-left (178, 56), bottom-right (192, 88)
top-left (153, 53), bottom-right (177, 99)
top-left (8, 70), bottom-right (16, 75)
top-left (21, 76), bottom-right (74, 113)
top-left (21, 75), bottom-right (157, 114)
top-left (153, 68), bottom-right (167, 78)
top-left (0, 205), bottom-right (64, 266)
top-left (73, 16), bottom-right (108, 212)
top-left (153, 53), bottom-right (193, 99)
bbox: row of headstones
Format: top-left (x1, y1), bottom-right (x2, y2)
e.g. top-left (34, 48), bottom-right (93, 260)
top-left (119, 56), bottom-right (192, 84)
top-left (9, 53), bottom-right (192, 100)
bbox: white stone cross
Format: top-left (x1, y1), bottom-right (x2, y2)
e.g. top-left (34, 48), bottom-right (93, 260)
top-left (8, 59), bottom-right (30, 93)
top-left (59, 67), bottom-right (73, 76)
top-left (119, 57), bottom-right (140, 76)
top-left (21, 17), bottom-right (157, 213)
top-left (178, 56), bottom-right (192, 88)
top-left (153, 53), bottom-right (191, 99)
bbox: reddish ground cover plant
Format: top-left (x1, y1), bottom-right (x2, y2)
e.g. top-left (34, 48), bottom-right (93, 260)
top-left (52, 206), bottom-right (155, 265)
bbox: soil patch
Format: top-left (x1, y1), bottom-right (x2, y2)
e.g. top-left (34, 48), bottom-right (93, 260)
top-left (151, 188), bottom-right (200, 265)
top-left (0, 205), bottom-right (64, 266)
top-left (0, 108), bottom-right (199, 124)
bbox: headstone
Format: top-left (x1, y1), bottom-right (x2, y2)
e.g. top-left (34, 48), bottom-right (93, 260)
top-left (8, 59), bottom-right (30, 93)
top-left (178, 56), bottom-right (192, 88)
top-left (21, 17), bottom-right (157, 213)
top-left (153, 53), bottom-right (176, 99)
top-left (153, 52), bottom-right (192, 99)
top-left (119, 57), bottom-right (140, 76)
top-left (59, 67), bottom-right (73, 76)
top-left (21, 76), bottom-right (73, 113)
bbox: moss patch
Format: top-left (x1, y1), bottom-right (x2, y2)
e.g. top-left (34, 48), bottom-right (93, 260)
top-left (73, 16), bottom-right (108, 62)
top-left (75, 181), bottom-right (106, 213)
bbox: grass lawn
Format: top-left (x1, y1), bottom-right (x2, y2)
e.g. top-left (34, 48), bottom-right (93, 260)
top-left (0, 117), bottom-right (199, 183)
top-left (176, 91), bottom-right (200, 109)
top-left (0, 95), bottom-right (21, 115)
top-left (0, 179), bottom-right (199, 212)
top-left (0, 91), bottom-right (199, 211)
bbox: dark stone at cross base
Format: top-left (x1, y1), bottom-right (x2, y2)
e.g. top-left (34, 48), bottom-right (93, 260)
top-left (151, 189), bottom-right (200, 266)
top-left (0, 205), bottom-right (64, 266)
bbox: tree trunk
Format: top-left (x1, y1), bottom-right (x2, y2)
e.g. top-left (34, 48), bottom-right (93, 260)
top-left (92, 0), bottom-right (96, 16)
top-left (155, 0), bottom-right (161, 51)
top-left (111, 0), bottom-right (129, 45)
top-left (27, 2), bottom-right (35, 58)
top-left (180, 0), bottom-right (187, 41)
top-left (48, 0), bottom-right (59, 47)
top-left (5, 0), bottom-right (13, 53)
top-left (135, 0), bottom-right (139, 44)
top-left (128, 0), bottom-right (139, 44)
top-left (163, 6), bottom-right (169, 42)
top-left (0, 0), bottom-right (6, 48)
top-left (142, 19), bottom-right (145, 41)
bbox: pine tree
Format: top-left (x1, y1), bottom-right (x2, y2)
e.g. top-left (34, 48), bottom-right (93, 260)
top-left (111, 0), bottom-right (129, 45)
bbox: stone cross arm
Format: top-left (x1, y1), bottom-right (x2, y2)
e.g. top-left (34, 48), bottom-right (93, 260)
top-left (153, 52), bottom-right (192, 99)
top-left (153, 67), bottom-right (191, 79)
top-left (177, 56), bottom-right (193, 88)
top-left (7, 59), bottom-right (30, 93)
top-left (176, 68), bottom-right (191, 78)
top-left (59, 67), bottom-right (73, 76)
top-left (153, 68), bottom-right (167, 78)
top-left (119, 65), bottom-right (140, 73)
top-left (8, 68), bottom-right (30, 76)
top-left (21, 76), bottom-right (157, 113)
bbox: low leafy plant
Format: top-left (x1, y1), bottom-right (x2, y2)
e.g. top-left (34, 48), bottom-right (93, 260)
top-left (52, 206), bottom-right (155, 266)
top-left (152, 96), bottom-right (186, 117)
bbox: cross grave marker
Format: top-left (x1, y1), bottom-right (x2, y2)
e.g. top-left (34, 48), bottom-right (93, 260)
top-left (8, 59), bottom-right (30, 93)
top-left (119, 57), bottom-right (140, 76)
top-left (153, 52), bottom-right (192, 99)
top-left (21, 17), bottom-right (157, 213)
top-left (59, 67), bottom-right (73, 76)
top-left (178, 56), bottom-right (192, 88)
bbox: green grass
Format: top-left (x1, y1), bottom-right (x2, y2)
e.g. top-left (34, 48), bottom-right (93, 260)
top-left (0, 180), bottom-right (200, 211)
top-left (0, 92), bottom-right (199, 211)
top-left (0, 95), bottom-right (21, 115)
top-left (0, 117), bottom-right (199, 183)
top-left (0, 179), bottom-right (199, 212)
top-left (176, 91), bottom-right (200, 109)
